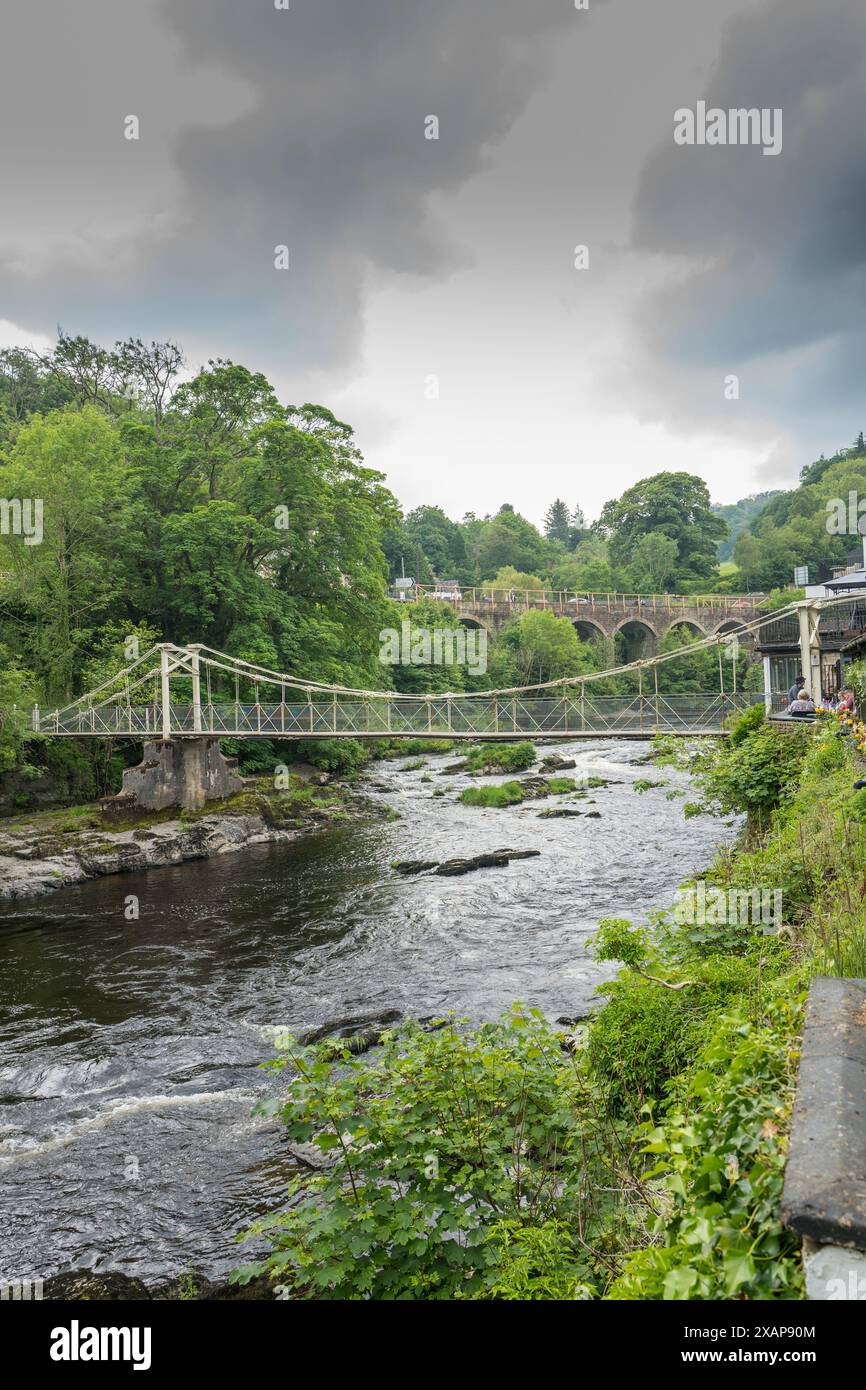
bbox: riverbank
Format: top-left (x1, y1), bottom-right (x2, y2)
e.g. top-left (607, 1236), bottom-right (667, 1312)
top-left (224, 708), bottom-right (866, 1300)
top-left (0, 770), bottom-right (391, 901)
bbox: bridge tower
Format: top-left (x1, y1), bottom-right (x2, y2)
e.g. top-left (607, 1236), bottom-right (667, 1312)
top-left (795, 600), bottom-right (824, 705)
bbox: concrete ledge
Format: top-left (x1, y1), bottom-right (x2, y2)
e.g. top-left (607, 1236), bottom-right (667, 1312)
top-left (781, 976), bottom-right (866, 1250)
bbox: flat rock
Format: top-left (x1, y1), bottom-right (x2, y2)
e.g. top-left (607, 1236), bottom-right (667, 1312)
top-left (781, 976), bottom-right (866, 1249)
top-left (394, 849), bottom-right (540, 877)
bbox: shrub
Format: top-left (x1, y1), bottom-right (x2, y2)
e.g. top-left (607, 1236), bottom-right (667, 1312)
top-left (726, 701), bottom-right (765, 746)
top-left (465, 741), bottom-right (536, 775)
top-left (587, 920), bottom-right (787, 1112)
top-left (232, 1009), bottom-right (598, 1300)
top-left (607, 998), bottom-right (804, 1301)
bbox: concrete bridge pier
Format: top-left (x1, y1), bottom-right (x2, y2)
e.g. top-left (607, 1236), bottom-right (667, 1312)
top-left (114, 737), bottom-right (244, 814)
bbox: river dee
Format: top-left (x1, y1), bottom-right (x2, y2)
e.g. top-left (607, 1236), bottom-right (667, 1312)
top-left (0, 740), bottom-right (736, 1282)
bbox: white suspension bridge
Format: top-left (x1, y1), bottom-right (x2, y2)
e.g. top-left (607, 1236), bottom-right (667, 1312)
top-left (31, 596), bottom-right (855, 743)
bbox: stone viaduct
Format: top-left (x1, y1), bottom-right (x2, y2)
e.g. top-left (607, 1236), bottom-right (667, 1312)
top-left (404, 587), bottom-right (761, 660)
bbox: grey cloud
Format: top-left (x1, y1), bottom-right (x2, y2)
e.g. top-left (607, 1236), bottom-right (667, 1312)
top-left (631, 0), bottom-right (866, 378)
top-left (1, 0), bottom-right (581, 366)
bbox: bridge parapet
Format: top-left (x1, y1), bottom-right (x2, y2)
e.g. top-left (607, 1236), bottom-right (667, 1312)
top-left (396, 586), bottom-right (761, 639)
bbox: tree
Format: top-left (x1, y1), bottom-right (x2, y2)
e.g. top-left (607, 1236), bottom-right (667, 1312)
top-left (482, 566), bottom-right (545, 594)
top-left (600, 473), bottom-right (726, 590)
top-left (404, 506), bottom-right (466, 580)
top-left (0, 645), bottom-right (34, 773)
top-left (543, 499), bottom-right (571, 545)
top-left (569, 505), bottom-right (588, 548)
top-left (628, 533), bottom-right (678, 593)
top-left (498, 609), bottom-right (595, 685)
top-left (476, 506), bottom-right (548, 580)
top-left (0, 406), bottom-right (129, 701)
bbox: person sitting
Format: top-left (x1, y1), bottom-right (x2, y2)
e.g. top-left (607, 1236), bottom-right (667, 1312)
top-left (787, 688), bottom-right (816, 717)
top-left (838, 688), bottom-right (855, 715)
top-left (788, 674), bottom-right (805, 704)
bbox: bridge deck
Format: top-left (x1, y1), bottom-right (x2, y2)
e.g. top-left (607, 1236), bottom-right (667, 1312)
top-left (39, 693), bottom-right (762, 740)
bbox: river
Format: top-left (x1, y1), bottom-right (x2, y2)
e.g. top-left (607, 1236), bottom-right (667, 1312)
top-left (0, 740), bottom-right (735, 1283)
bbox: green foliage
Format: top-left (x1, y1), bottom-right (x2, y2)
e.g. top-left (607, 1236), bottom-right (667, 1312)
top-left (482, 1219), bottom-right (594, 1300)
top-left (476, 505), bottom-right (550, 580)
top-left (712, 492), bottom-right (782, 563)
top-left (732, 442), bottom-right (866, 590)
top-left (459, 781), bottom-right (524, 807)
top-left (494, 609), bottom-right (598, 686)
top-left (465, 741), bottom-right (536, 775)
top-left (0, 646), bottom-right (35, 773)
top-left (587, 913), bottom-right (785, 1113)
top-left (599, 472), bottom-right (727, 590)
top-left (546, 776), bottom-right (577, 794)
top-left (234, 1009), bottom-right (598, 1300)
top-left (608, 999), bottom-right (804, 1301)
top-left (592, 917), bottom-right (653, 971)
top-left (727, 701), bottom-right (765, 745)
top-left (685, 724), bottom-right (812, 830)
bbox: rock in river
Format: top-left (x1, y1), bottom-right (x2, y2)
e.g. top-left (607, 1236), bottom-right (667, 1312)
top-left (393, 848), bottom-right (541, 877)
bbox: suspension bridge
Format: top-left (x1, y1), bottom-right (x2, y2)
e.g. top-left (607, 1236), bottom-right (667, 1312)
top-left (33, 595), bottom-right (848, 745)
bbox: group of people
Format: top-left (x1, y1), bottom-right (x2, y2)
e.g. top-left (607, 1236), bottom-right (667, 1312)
top-left (785, 675), bottom-right (856, 718)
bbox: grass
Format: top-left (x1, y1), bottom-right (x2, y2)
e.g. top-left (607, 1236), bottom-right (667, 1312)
top-left (465, 742), bottom-right (536, 776)
top-left (459, 781), bottom-right (524, 808)
top-left (459, 775), bottom-right (577, 807)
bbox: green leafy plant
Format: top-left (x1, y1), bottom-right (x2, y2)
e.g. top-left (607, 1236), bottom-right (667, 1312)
top-left (232, 1009), bottom-right (604, 1300)
top-left (607, 999), bottom-right (805, 1301)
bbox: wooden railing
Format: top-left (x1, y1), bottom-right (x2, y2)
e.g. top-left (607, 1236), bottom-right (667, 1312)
top-left (394, 585), bottom-right (760, 614)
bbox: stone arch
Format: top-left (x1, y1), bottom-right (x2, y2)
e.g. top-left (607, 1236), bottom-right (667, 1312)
top-left (715, 619), bottom-right (745, 637)
top-left (614, 619), bottom-right (658, 662)
top-left (455, 613), bottom-right (491, 636)
top-left (571, 618), bottom-right (607, 645)
top-left (667, 619), bottom-right (707, 641)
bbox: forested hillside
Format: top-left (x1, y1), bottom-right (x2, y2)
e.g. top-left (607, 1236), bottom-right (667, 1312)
top-left (731, 438), bottom-right (866, 589)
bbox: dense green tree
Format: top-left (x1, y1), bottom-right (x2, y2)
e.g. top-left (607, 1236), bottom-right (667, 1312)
top-left (495, 609), bottom-right (596, 686)
top-left (543, 498), bottom-right (571, 545)
top-left (476, 506), bottom-right (549, 580)
top-left (0, 406), bottom-right (130, 701)
top-left (600, 473), bottom-right (727, 590)
top-left (628, 533), bottom-right (679, 593)
top-left (404, 505), bottom-right (466, 582)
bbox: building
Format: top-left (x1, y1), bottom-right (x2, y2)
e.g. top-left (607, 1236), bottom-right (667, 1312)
top-left (756, 542), bottom-right (866, 706)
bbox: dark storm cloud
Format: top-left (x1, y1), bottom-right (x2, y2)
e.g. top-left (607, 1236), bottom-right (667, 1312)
top-left (154, 0), bottom-right (580, 361)
top-left (0, 0), bottom-right (581, 364)
top-left (631, 0), bottom-right (866, 375)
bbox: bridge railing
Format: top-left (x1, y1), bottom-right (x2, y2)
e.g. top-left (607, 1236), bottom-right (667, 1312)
top-left (39, 692), bottom-right (764, 739)
top-left (395, 585), bottom-right (759, 615)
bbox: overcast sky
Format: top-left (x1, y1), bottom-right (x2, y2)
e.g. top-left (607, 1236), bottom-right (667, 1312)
top-left (2, 0), bottom-right (865, 525)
